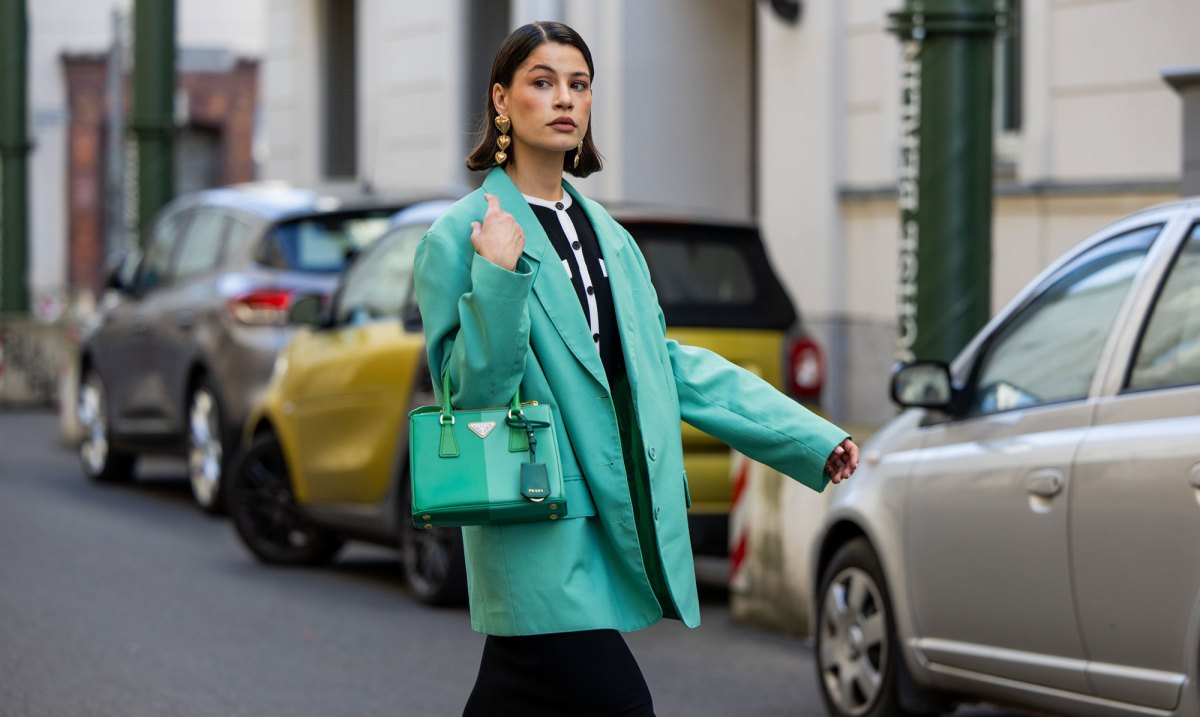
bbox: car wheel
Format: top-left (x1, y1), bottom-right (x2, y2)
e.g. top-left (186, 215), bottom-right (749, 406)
top-left (187, 378), bottom-right (231, 514)
top-left (816, 538), bottom-right (941, 717)
top-left (400, 475), bottom-right (467, 606)
top-left (227, 433), bottom-right (343, 566)
top-left (77, 369), bottom-right (136, 483)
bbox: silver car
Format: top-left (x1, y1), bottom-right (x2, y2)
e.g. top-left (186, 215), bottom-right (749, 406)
top-left (77, 184), bottom-right (408, 512)
top-left (813, 197), bottom-right (1200, 717)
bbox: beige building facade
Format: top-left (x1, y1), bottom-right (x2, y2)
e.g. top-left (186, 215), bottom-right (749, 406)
top-left (262, 0), bottom-right (1198, 423)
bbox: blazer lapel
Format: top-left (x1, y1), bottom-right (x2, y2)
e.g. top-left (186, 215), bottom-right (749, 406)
top-left (483, 169), bottom-right (609, 389)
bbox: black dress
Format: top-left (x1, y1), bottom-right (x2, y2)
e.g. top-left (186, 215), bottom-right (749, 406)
top-left (461, 192), bottom-right (657, 717)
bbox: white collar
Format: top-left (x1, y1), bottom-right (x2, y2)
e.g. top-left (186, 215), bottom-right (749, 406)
top-left (522, 191), bottom-right (573, 211)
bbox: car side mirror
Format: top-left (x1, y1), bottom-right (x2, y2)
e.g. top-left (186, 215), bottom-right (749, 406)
top-left (288, 293), bottom-right (329, 328)
top-left (891, 361), bottom-right (955, 411)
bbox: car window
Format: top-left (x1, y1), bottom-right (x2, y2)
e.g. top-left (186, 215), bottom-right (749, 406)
top-left (630, 223), bottom-right (797, 330)
top-left (137, 209), bottom-right (192, 293)
top-left (1127, 222), bottom-right (1200, 391)
top-left (968, 224), bottom-right (1161, 415)
top-left (221, 216), bottom-right (254, 260)
top-left (258, 211), bottom-right (394, 274)
top-left (172, 210), bottom-right (228, 279)
top-left (333, 223), bottom-right (427, 326)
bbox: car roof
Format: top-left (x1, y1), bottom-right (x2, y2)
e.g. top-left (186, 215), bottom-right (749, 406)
top-left (176, 182), bottom-right (450, 222)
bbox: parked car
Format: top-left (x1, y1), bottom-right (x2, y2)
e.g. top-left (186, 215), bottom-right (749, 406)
top-left (226, 198), bottom-right (824, 604)
top-left (77, 184), bottom-right (414, 512)
top-left (812, 197), bottom-right (1200, 717)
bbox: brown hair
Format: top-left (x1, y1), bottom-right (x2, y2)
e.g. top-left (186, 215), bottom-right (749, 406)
top-left (465, 22), bottom-right (603, 177)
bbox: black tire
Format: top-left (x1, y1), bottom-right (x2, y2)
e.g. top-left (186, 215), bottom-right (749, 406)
top-left (399, 475), bottom-right (468, 606)
top-left (186, 376), bottom-right (233, 514)
top-left (227, 433), bottom-right (343, 566)
top-left (77, 369), bottom-right (136, 483)
top-left (815, 538), bottom-right (944, 717)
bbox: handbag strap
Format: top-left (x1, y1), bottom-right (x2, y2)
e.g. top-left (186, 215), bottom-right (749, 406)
top-left (439, 371), bottom-right (522, 425)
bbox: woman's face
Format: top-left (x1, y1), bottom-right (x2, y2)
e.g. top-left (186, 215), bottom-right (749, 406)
top-left (494, 42), bottom-right (592, 162)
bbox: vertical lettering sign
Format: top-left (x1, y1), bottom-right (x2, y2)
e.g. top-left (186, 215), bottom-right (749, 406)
top-left (896, 38), bottom-right (922, 364)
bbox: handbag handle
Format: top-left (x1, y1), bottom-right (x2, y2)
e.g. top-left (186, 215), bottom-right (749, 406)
top-left (439, 371), bottom-right (522, 426)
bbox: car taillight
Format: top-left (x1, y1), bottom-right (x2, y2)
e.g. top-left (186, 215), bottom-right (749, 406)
top-left (229, 289), bottom-right (294, 326)
top-left (788, 337), bottom-right (825, 401)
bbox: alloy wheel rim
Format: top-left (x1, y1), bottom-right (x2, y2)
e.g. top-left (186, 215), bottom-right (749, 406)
top-left (235, 441), bottom-right (317, 554)
top-left (819, 566), bottom-right (888, 716)
top-left (188, 388), bottom-right (223, 507)
top-left (78, 378), bottom-right (108, 475)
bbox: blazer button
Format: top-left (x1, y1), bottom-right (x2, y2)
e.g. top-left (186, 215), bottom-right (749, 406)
top-left (648, 448), bottom-right (656, 461)
top-left (654, 507), bottom-right (661, 521)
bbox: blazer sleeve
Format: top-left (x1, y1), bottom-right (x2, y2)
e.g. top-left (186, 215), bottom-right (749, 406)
top-left (413, 225), bottom-right (534, 409)
top-left (625, 231), bottom-right (849, 493)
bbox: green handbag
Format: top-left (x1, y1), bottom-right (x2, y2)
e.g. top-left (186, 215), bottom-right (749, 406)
top-left (408, 372), bottom-right (567, 528)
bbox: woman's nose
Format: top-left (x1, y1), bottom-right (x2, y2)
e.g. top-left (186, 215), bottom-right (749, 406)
top-left (554, 86), bottom-right (573, 109)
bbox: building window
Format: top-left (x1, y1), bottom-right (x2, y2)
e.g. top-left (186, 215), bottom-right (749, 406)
top-left (995, 0), bottom-right (1022, 134)
top-left (322, 0), bottom-right (358, 179)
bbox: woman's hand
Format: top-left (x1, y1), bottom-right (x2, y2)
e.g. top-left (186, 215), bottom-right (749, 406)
top-left (825, 438), bottom-right (859, 484)
top-left (470, 193), bottom-right (525, 271)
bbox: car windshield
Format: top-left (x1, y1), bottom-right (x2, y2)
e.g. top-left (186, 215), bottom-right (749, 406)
top-left (258, 211), bottom-right (395, 273)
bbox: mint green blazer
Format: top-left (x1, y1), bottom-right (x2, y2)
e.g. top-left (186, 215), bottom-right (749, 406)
top-left (413, 167), bottom-right (849, 636)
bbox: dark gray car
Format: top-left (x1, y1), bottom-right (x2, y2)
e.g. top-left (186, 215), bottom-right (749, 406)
top-left (77, 184), bottom-right (411, 512)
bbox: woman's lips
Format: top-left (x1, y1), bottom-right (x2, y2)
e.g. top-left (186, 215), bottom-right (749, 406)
top-left (549, 119), bottom-right (577, 132)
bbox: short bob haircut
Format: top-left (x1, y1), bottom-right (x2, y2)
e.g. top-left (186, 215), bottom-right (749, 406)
top-left (466, 22), bottom-right (603, 177)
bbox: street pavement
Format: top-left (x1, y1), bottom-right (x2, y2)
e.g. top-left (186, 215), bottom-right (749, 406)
top-left (0, 409), bottom-right (1020, 717)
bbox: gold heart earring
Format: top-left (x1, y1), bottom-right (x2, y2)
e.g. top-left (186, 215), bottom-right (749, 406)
top-left (494, 115), bottom-right (511, 165)
top-left (573, 139), bottom-right (584, 169)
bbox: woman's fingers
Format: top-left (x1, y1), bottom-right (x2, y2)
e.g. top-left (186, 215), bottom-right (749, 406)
top-left (474, 194), bottom-right (524, 270)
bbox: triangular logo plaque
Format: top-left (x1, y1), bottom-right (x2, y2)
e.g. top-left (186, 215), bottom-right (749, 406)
top-left (467, 421), bottom-right (497, 439)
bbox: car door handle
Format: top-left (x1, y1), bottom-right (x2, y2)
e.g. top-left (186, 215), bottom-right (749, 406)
top-left (1025, 468), bottom-right (1065, 498)
top-left (1189, 465), bottom-right (1200, 506)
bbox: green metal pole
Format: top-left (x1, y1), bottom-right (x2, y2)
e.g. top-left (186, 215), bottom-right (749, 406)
top-left (890, 0), bottom-right (1000, 364)
top-left (131, 0), bottom-right (176, 242)
top-left (0, 0), bottom-right (30, 314)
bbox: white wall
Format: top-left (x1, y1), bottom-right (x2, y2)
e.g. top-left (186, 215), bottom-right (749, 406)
top-left (262, 0), bottom-right (320, 184)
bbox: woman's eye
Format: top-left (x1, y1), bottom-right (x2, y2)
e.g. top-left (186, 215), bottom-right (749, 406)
top-left (533, 79), bottom-right (551, 88)
top-left (571, 81), bottom-right (589, 91)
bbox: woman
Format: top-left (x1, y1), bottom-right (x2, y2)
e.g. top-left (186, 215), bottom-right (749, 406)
top-left (413, 21), bottom-right (859, 717)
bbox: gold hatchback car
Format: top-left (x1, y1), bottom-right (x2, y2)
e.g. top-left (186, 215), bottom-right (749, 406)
top-left (227, 199), bottom-right (824, 604)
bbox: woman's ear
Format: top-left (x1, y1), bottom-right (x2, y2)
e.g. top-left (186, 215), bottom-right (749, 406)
top-left (492, 83), bottom-right (508, 116)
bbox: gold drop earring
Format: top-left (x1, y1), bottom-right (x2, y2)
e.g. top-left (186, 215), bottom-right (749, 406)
top-left (573, 139), bottom-right (584, 169)
top-left (494, 115), bottom-right (511, 165)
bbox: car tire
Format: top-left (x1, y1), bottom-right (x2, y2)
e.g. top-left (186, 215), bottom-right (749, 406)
top-left (399, 474), bottom-right (468, 607)
top-left (816, 538), bottom-right (944, 717)
top-left (77, 369), bottom-right (136, 483)
top-left (186, 377), bottom-right (232, 514)
top-left (227, 432), bottom-right (344, 566)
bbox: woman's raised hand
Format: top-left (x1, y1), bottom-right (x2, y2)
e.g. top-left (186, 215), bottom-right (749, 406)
top-left (470, 193), bottom-right (525, 271)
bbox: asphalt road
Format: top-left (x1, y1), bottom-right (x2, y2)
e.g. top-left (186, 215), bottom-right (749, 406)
top-left (0, 409), bottom-right (1019, 717)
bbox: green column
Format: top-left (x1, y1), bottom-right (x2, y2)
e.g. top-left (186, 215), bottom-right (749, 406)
top-left (889, 0), bottom-right (1001, 364)
top-left (0, 0), bottom-right (29, 314)
top-left (131, 0), bottom-right (176, 241)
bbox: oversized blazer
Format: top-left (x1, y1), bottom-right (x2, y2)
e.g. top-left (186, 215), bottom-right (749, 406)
top-left (413, 167), bottom-right (849, 636)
